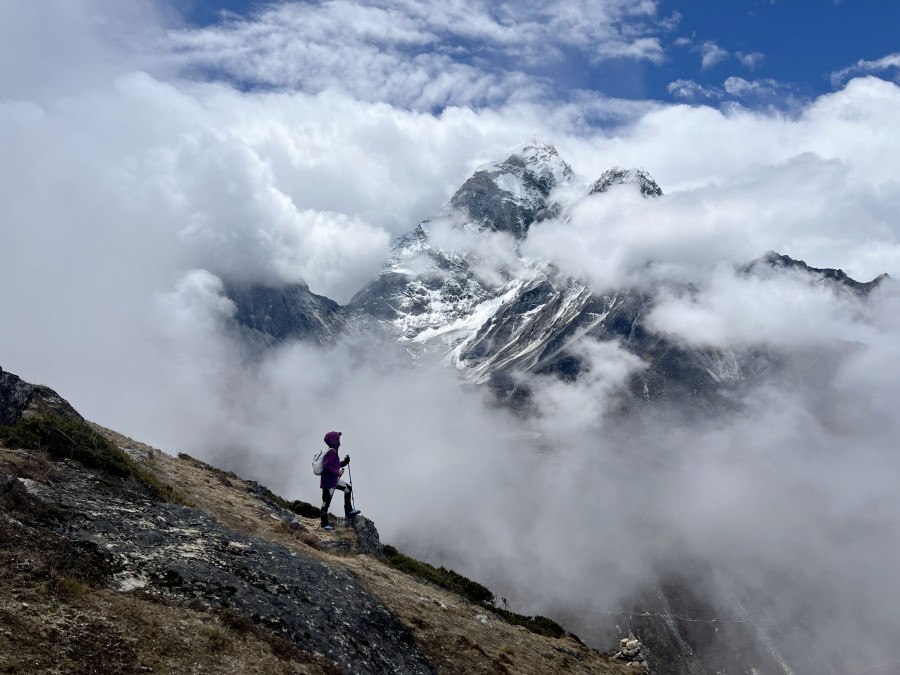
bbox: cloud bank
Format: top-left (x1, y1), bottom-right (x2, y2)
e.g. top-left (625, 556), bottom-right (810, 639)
top-left (2, 1), bottom-right (900, 667)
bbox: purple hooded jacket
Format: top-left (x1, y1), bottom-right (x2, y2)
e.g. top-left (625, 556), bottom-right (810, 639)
top-left (320, 431), bottom-right (347, 490)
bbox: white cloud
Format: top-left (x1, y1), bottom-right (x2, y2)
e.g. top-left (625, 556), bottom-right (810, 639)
top-left (162, 0), bottom-right (671, 109)
top-left (830, 52), bottom-right (900, 87)
top-left (645, 264), bottom-right (875, 349)
top-left (667, 76), bottom-right (793, 102)
top-left (592, 36), bottom-right (664, 64)
top-left (735, 50), bottom-right (765, 69)
top-left (667, 78), bottom-right (720, 99)
top-left (3, 3), bottom-right (900, 664)
top-left (723, 75), bottom-right (793, 99)
top-left (699, 40), bottom-right (729, 69)
top-left (529, 149), bottom-right (900, 294)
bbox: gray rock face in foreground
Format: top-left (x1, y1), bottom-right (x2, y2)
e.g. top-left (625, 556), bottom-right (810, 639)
top-left (22, 473), bottom-right (435, 675)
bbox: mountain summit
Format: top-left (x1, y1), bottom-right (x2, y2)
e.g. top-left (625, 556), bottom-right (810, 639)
top-left (226, 144), bottom-right (887, 414)
top-left (443, 141), bottom-right (575, 239)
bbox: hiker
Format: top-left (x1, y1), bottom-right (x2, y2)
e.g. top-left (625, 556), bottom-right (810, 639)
top-left (320, 431), bottom-right (360, 530)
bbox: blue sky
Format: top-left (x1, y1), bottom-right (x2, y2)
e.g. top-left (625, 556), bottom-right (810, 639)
top-left (173, 0), bottom-right (900, 108)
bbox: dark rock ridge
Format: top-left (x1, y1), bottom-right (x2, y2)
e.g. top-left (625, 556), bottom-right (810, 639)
top-left (747, 250), bottom-right (889, 295)
top-left (20, 472), bottom-right (433, 674)
top-left (0, 366), bottom-right (83, 426)
top-left (223, 280), bottom-right (347, 348)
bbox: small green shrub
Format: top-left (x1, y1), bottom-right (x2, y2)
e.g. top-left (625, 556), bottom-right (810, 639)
top-left (1, 415), bottom-right (132, 476)
top-left (53, 576), bottom-right (88, 600)
top-left (382, 545), bottom-right (494, 604)
top-left (200, 626), bottom-right (228, 651)
top-left (289, 500), bottom-right (321, 520)
top-left (490, 607), bottom-right (566, 639)
top-left (0, 415), bottom-right (190, 505)
top-left (381, 544), bottom-right (571, 640)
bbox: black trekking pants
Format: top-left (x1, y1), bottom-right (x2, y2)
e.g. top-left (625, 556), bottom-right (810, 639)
top-left (321, 480), bottom-right (352, 526)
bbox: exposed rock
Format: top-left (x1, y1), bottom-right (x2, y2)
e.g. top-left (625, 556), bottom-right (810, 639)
top-left (612, 634), bottom-right (648, 670)
top-left (746, 250), bottom-right (889, 295)
top-left (445, 141), bottom-right (575, 239)
top-left (0, 366), bottom-right (83, 426)
top-left (350, 515), bottom-right (387, 560)
top-left (21, 471), bottom-right (435, 674)
top-left (223, 280), bottom-right (347, 348)
top-left (588, 166), bottom-right (663, 198)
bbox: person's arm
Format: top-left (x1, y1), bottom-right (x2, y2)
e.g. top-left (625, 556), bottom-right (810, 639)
top-left (340, 454), bottom-right (349, 468)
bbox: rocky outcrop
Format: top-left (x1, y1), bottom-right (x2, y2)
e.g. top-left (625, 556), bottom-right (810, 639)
top-left (20, 471), bottom-right (434, 674)
top-left (613, 635), bottom-right (649, 670)
top-left (0, 366), bottom-right (83, 426)
top-left (588, 167), bottom-right (663, 198)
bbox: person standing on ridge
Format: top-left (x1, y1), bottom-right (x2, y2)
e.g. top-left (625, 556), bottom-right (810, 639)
top-left (320, 431), bottom-right (360, 530)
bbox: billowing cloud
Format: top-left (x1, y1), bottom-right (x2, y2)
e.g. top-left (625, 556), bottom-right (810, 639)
top-left (3, 1), bottom-right (900, 666)
top-left (645, 264), bottom-right (885, 349)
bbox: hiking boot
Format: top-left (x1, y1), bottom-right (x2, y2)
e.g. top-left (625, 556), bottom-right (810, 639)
top-left (346, 509), bottom-right (361, 517)
top-left (323, 525), bottom-right (334, 531)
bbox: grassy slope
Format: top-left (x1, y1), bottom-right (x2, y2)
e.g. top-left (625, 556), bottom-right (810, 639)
top-left (0, 418), bottom-right (639, 674)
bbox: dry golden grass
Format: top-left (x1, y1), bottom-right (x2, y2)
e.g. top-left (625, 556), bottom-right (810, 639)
top-left (2, 426), bottom-right (642, 674)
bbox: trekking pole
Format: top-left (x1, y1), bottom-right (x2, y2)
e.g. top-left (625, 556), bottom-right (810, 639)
top-left (347, 461), bottom-right (356, 509)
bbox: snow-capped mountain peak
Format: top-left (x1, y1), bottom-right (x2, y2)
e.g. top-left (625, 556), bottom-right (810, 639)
top-left (588, 166), bottom-right (663, 198)
top-left (443, 141), bottom-right (575, 240)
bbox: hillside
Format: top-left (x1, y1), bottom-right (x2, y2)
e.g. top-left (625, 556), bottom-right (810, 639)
top-left (0, 367), bottom-right (644, 674)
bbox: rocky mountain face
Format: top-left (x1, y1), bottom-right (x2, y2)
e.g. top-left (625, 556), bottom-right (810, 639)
top-left (225, 142), bottom-right (885, 413)
top-left (745, 250), bottom-right (889, 296)
top-left (0, 369), bottom-right (636, 674)
top-left (345, 144), bottom-right (707, 411)
top-left (589, 167), bottom-right (663, 198)
top-left (223, 281), bottom-right (348, 349)
top-left (442, 142), bottom-right (575, 239)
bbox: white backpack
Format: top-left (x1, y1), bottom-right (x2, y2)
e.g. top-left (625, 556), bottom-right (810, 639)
top-left (312, 448), bottom-right (327, 475)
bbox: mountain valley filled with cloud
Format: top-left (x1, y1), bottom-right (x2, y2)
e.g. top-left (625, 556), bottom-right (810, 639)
top-left (3, 1), bottom-right (900, 672)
